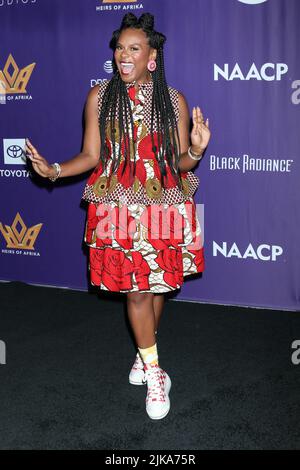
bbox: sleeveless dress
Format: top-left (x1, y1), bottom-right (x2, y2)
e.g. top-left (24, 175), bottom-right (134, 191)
top-left (81, 79), bottom-right (205, 293)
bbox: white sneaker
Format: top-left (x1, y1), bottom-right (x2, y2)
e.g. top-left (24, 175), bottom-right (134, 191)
top-left (129, 352), bottom-right (145, 385)
top-left (143, 364), bottom-right (171, 420)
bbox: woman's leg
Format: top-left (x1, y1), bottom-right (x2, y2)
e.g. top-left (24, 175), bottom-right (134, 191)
top-left (126, 292), bottom-right (156, 349)
top-left (127, 291), bottom-right (170, 420)
top-left (153, 293), bottom-right (165, 333)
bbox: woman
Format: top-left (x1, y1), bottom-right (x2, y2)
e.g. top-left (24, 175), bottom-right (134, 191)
top-left (25, 13), bottom-right (211, 420)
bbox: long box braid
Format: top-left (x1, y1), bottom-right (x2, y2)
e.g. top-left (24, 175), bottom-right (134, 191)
top-left (99, 13), bottom-right (183, 191)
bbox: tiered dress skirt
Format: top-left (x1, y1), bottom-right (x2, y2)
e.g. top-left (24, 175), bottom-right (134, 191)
top-left (82, 166), bottom-right (205, 293)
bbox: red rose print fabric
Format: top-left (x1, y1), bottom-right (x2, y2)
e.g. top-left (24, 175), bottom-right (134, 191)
top-left (85, 199), bottom-right (204, 293)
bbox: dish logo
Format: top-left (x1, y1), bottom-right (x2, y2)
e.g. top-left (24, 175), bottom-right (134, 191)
top-left (238, 0), bottom-right (268, 4)
top-left (213, 242), bottom-right (283, 261)
top-left (214, 63), bottom-right (288, 81)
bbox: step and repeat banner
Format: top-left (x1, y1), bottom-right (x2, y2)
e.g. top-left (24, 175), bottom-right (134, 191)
top-left (0, 0), bottom-right (299, 310)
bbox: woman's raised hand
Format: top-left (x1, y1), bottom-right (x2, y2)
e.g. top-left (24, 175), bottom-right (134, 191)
top-left (190, 106), bottom-right (211, 153)
top-left (25, 138), bottom-right (54, 178)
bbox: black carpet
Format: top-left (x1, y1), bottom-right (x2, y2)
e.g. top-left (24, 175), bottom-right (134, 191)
top-left (0, 281), bottom-right (299, 450)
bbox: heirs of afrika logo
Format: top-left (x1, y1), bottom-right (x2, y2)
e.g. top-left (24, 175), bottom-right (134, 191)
top-left (0, 54), bottom-right (35, 102)
top-left (96, 0), bottom-right (143, 12)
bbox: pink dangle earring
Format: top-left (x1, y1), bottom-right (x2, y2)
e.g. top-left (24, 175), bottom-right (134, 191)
top-left (147, 59), bottom-right (157, 72)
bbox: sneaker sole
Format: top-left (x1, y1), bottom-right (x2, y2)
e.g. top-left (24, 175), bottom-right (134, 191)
top-left (146, 374), bottom-right (172, 420)
top-left (129, 377), bottom-right (146, 386)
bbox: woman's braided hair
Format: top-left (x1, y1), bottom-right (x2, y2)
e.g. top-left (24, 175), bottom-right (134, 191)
top-left (99, 12), bottom-right (183, 190)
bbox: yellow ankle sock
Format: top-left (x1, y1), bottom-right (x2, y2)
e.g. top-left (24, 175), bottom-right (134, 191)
top-left (138, 343), bottom-right (159, 367)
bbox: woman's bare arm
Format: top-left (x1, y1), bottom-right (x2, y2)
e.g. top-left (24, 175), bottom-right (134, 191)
top-left (176, 92), bottom-right (211, 173)
top-left (26, 84), bottom-right (101, 178)
top-left (177, 92), bottom-right (203, 172)
top-left (57, 85), bottom-right (101, 177)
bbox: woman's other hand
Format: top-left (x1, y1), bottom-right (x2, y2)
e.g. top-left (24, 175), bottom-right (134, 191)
top-left (190, 106), bottom-right (211, 153)
top-left (25, 138), bottom-right (54, 178)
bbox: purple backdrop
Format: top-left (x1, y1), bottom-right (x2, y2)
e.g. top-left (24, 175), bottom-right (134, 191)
top-left (0, 0), bottom-right (299, 311)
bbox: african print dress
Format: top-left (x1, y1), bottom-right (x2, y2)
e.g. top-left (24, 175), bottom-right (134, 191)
top-left (81, 79), bottom-right (205, 293)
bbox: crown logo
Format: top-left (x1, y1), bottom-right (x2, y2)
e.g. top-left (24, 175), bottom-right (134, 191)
top-left (0, 212), bottom-right (42, 250)
top-left (0, 54), bottom-right (36, 94)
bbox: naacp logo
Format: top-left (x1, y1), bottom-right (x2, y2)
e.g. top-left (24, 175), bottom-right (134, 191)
top-left (0, 212), bottom-right (42, 253)
top-left (0, 53), bottom-right (35, 97)
top-left (213, 242), bottom-right (283, 261)
top-left (214, 63), bottom-right (288, 81)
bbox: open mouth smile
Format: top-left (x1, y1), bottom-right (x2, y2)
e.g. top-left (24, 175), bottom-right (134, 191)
top-left (120, 62), bottom-right (135, 75)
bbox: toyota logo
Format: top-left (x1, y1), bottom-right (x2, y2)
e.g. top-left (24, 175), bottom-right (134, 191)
top-left (7, 145), bottom-right (24, 159)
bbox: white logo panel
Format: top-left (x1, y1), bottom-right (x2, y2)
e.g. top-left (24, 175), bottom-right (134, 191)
top-left (3, 139), bottom-right (27, 165)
